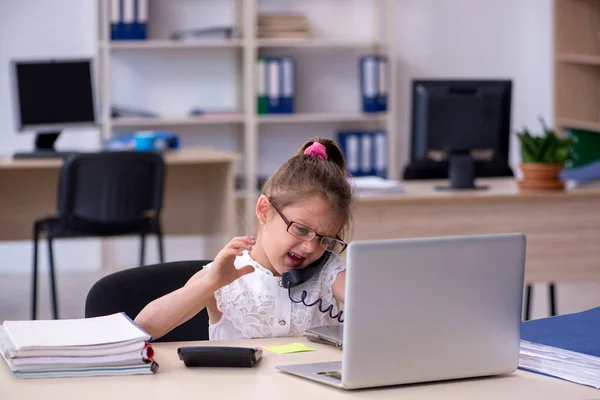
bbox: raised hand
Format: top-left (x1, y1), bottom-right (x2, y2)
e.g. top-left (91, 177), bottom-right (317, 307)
top-left (205, 236), bottom-right (256, 289)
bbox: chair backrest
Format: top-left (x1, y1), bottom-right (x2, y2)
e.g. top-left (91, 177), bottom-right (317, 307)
top-left (85, 260), bottom-right (211, 342)
top-left (58, 151), bottom-right (164, 224)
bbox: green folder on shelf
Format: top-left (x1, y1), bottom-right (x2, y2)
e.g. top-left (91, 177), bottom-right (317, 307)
top-left (257, 57), bottom-right (268, 114)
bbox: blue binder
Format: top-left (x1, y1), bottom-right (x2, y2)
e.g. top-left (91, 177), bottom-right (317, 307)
top-left (377, 56), bottom-right (388, 112)
top-left (122, 0), bottom-right (135, 40)
top-left (373, 131), bottom-right (387, 178)
top-left (110, 0), bottom-right (123, 40)
top-left (359, 56), bottom-right (378, 113)
top-left (279, 57), bottom-right (295, 114)
top-left (337, 132), bottom-right (361, 177)
top-left (360, 131), bottom-right (374, 177)
top-left (134, 0), bottom-right (148, 40)
top-left (267, 58), bottom-right (282, 114)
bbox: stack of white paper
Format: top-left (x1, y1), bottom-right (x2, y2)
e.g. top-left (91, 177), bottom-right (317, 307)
top-left (349, 176), bottom-right (404, 197)
top-left (0, 313), bottom-right (158, 379)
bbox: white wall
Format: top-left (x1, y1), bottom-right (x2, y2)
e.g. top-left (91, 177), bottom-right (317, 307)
top-left (0, 0), bottom-right (553, 274)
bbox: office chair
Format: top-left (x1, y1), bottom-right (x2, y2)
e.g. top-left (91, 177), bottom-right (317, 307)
top-left (85, 260), bottom-right (211, 342)
top-left (32, 151), bottom-right (165, 320)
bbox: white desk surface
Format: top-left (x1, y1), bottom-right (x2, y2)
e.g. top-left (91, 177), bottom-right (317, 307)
top-left (1, 337), bottom-right (597, 400)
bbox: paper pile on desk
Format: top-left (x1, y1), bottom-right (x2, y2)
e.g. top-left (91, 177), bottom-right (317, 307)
top-left (518, 307), bottom-right (600, 389)
top-left (349, 176), bottom-right (404, 197)
top-left (0, 313), bottom-right (158, 379)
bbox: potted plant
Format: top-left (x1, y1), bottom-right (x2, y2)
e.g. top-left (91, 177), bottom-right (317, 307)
top-left (516, 118), bottom-right (572, 192)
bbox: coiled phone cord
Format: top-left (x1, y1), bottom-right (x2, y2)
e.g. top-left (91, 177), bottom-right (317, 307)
top-left (288, 289), bottom-right (344, 323)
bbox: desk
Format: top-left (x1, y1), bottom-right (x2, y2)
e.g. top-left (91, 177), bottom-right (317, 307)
top-left (1, 337), bottom-right (597, 399)
top-left (352, 178), bottom-right (600, 284)
top-left (0, 148), bottom-right (238, 257)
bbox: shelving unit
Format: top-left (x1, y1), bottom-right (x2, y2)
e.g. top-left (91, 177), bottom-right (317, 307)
top-left (554, 0), bottom-right (600, 134)
top-left (96, 0), bottom-right (397, 234)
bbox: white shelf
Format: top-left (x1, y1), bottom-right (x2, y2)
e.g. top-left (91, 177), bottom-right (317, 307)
top-left (110, 115), bottom-right (245, 128)
top-left (102, 39), bottom-right (243, 50)
top-left (258, 112), bottom-right (388, 124)
top-left (97, 0), bottom-right (397, 235)
top-left (257, 38), bottom-right (384, 49)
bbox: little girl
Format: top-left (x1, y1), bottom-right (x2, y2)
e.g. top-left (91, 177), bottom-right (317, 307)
top-left (135, 138), bottom-right (355, 340)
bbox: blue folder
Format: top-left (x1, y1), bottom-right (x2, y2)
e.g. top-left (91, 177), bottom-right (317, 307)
top-left (521, 306), bottom-right (600, 358)
top-left (359, 56), bottom-right (378, 113)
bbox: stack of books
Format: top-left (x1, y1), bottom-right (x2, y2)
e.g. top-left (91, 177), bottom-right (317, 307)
top-left (0, 313), bottom-right (158, 379)
top-left (519, 307), bottom-right (600, 389)
top-left (257, 13), bottom-right (310, 39)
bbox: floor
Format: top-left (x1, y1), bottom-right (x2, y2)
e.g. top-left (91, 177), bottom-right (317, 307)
top-left (1, 271), bottom-right (600, 322)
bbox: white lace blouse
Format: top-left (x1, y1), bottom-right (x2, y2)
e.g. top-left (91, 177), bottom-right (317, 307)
top-left (205, 250), bottom-right (345, 340)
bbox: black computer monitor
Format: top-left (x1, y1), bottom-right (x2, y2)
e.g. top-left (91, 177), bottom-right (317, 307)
top-left (406, 79), bottom-right (513, 190)
top-left (11, 58), bottom-right (97, 157)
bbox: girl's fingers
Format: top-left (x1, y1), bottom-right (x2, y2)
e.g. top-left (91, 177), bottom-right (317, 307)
top-left (227, 236), bottom-right (255, 249)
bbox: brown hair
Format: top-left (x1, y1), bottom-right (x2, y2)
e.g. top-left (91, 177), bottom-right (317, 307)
top-left (262, 137), bottom-right (355, 239)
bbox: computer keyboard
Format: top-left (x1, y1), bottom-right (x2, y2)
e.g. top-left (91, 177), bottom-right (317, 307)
top-left (12, 151), bottom-right (80, 160)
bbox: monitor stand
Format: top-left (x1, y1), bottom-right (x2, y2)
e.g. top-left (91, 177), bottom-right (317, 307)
top-left (13, 131), bottom-right (78, 159)
top-left (435, 151), bottom-right (489, 191)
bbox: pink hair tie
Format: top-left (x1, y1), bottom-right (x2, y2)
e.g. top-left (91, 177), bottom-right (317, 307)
top-left (304, 142), bottom-right (328, 160)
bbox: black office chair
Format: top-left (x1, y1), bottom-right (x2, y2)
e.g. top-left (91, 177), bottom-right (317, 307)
top-left (32, 151), bottom-right (165, 320)
top-left (85, 260), bottom-right (211, 342)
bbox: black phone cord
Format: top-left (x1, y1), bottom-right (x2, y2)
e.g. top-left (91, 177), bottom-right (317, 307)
top-left (287, 288), bottom-right (344, 323)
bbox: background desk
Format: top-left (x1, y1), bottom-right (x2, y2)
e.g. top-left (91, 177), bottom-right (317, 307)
top-left (1, 337), bottom-right (597, 399)
top-left (0, 148), bottom-right (238, 260)
top-left (352, 178), bottom-right (600, 284)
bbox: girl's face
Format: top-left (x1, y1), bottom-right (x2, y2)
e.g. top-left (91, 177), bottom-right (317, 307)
top-left (254, 194), bottom-right (343, 277)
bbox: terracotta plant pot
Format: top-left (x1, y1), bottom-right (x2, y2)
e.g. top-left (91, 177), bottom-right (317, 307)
top-left (518, 163), bottom-right (565, 192)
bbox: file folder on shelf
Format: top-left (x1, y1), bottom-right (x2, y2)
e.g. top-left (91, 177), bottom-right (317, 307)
top-left (280, 57), bottom-right (295, 114)
top-left (122, 0), bottom-right (135, 40)
top-left (337, 132), bottom-right (361, 177)
top-left (257, 58), bottom-right (268, 114)
top-left (267, 58), bottom-right (281, 114)
top-left (359, 56), bottom-right (378, 113)
top-left (134, 0), bottom-right (149, 40)
top-left (337, 131), bottom-right (388, 178)
top-left (377, 56), bottom-right (388, 112)
top-left (110, 0), bottom-right (122, 40)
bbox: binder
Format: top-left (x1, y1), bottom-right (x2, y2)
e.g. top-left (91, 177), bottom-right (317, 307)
top-left (134, 0), bottom-right (149, 40)
top-left (377, 56), bottom-right (388, 112)
top-left (374, 131), bottom-right (387, 178)
top-left (280, 57), bottom-right (295, 114)
top-left (360, 132), bottom-right (373, 177)
top-left (359, 56), bottom-right (378, 113)
top-left (122, 0), bottom-right (135, 40)
top-left (519, 306), bottom-right (600, 388)
top-left (110, 0), bottom-right (122, 40)
top-left (337, 132), bottom-right (360, 177)
top-left (267, 58), bottom-right (282, 114)
top-left (256, 58), bottom-right (268, 114)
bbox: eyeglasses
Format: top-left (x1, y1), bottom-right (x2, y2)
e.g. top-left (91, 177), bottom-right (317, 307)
top-left (266, 196), bottom-right (348, 255)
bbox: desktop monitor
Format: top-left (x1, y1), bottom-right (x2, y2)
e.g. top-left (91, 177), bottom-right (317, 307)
top-left (405, 79), bottom-right (513, 190)
top-left (10, 58), bottom-right (97, 157)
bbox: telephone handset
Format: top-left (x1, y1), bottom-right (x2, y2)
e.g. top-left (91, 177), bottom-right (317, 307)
top-left (281, 252), bottom-right (344, 323)
top-left (281, 252), bottom-right (331, 289)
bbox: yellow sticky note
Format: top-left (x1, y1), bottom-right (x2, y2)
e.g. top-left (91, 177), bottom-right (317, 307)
top-left (261, 342), bottom-right (316, 354)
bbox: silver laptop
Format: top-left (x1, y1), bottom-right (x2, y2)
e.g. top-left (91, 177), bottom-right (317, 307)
top-left (277, 233), bottom-right (526, 389)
